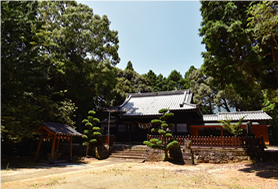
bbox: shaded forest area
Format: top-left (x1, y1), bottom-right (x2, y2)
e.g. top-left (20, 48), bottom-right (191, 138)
top-left (1, 1), bottom-right (278, 155)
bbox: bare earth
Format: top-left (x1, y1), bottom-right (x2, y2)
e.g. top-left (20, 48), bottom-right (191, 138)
top-left (1, 157), bottom-right (278, 189)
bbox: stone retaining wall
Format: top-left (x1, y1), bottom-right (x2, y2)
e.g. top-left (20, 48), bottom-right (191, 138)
top-left (145, 147), bottom-right (194, 165)
top-left (192, 147), bottom-right (251, 164)
top-left (145, 147), bottom-right (165, 162)
top-left (144, 146), bottom-right (265, 164)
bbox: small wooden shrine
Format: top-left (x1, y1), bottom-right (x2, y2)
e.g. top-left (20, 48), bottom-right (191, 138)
top-left (35, 122), bottom-right (83, 164)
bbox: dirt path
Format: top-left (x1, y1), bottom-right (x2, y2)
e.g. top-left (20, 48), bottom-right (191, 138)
top-left (1, 158), bottom-right (278, 189)
top-left (1, 157), bottom-right (142, 183)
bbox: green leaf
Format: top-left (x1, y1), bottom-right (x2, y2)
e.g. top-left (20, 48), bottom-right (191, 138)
top-left (92, 131), bottom-right (101, 136)
top-left (85, 122), bottom-right (93, 127)
top-left (166, 140), bottom-right (179, 150)
top-left (165, 133), bottom-right (172, 138)
top-left (158, 129), bottom-right (166, 135)
top-left (158, 108), bottom-right (168, 114)
top-left (92, 127), bottom-right (100, 131)
top-left (151, 119), bottom-right (162, 125)
top-left (151, 128), bottom-right (159, 133)
top-left (82, 135), bottom-right (88, 139)
top-left (88, 110), bottom-right (96, 115)
top-left (82, 119), bottom-right (89, 123)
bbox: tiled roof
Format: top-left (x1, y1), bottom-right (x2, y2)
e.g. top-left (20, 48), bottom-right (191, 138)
top-left (117, 89), bottom-right (198, 116)
top-left (44, 122), bottom-right (83, 136)
top-left (203, 111), bottom-right (272, 122)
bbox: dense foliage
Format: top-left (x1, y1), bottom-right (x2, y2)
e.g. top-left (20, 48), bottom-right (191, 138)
top-left (112, 61), bottom-right (153, 105)
top-left (1, 1), bottom-right (119, 142)
top-left (2, 1), bottom-right (277, 146)
top-left (199, 1), bottom-right (278, 144)
top-left (1, 1), bottom-right (77, 142)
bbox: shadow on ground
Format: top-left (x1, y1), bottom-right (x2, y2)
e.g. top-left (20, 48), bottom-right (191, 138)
top-left (1, 155), bottom-right (93, 170)
top-left (238, 162), bottom-right (278, 179)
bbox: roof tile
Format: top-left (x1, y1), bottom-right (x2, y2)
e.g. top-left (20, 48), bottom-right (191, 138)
top-left (118, 90), bottom-right (197, 116)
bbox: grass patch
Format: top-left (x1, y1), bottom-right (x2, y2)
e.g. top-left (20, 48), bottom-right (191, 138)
top-left (29, 177), bottom-right (66, 188)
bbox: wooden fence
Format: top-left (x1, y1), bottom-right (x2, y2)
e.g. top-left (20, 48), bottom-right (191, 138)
top-left (147, 135), bottom-right (265, 149)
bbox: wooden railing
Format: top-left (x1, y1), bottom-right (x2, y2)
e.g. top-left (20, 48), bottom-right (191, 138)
top-left (147, 135), bottom-right (265, 149)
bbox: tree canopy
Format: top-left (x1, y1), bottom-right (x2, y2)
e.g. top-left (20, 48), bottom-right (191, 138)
top-left (38, 1), bottom-right (120, 130)
top-left (199, 1), bottom-right (278, 144)
top-left (1, 1), bottom-right (120, 142)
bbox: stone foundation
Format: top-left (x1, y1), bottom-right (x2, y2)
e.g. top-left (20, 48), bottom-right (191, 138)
top-left (145, 147), bottom-right (194, 165)
top-left (144, 146), bottom-right (267, 164)
top-left (145, 148), bottom-right (165, 161)
top-left (192, 147), bottom-right (252, 164)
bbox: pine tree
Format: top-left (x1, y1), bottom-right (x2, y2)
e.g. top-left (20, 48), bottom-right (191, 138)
top-left (82, 110), bottom-right (101, 157)
top-left (144, 108), bottom-right (179, 161)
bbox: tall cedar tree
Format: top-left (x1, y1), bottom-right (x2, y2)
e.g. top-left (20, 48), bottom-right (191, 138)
top-left (199, 2), bottom-right (266, 104)
top-left (248, 1), bottom-right (278, 144)
top-left (38, 1), bottom-right (120, 130)
top-left (144, 108), bottom-right (179, 161)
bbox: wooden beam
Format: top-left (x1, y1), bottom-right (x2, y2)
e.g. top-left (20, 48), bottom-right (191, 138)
top-left (34, 135), bottom-right (43, 163)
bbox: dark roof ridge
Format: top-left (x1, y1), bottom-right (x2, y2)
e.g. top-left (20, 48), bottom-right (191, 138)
top-left (127, 89), bottom-right (190, 98)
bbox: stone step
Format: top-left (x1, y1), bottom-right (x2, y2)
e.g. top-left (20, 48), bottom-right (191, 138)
top-left (110, 154), bottom-right (145, 159)
top-left (111, 144), bottom-right (146, 160)
top-left (111, 151), bottom-right (145, 156)
top-left (113, 149), bottom-right (145, 153)
top-left (113, 146), bottom-right (146, 150)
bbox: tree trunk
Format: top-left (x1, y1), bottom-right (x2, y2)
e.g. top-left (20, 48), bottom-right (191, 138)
top-left (86, 146), bottom-right (90, 157)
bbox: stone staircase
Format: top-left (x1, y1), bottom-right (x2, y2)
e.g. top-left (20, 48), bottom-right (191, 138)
top-left (110, 144), bottom-right (146, 160)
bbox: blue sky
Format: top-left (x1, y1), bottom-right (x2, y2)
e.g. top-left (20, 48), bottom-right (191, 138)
top-left (77, 1), bottom-right (205, 77)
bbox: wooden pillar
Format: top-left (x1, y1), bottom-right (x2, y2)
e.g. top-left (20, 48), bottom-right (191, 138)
top-left (69, 136), bottom-right (73, 162)
top-left (221, 127), bottom-right (224, 146)
top-left (35, 135), bottom-right (43, 163)
top-left (49, 135), bottom-right (56, 164)
top-left (128, 124), bottom-right (131, 144)
top-left (56, 138), bottom-right (60, 153)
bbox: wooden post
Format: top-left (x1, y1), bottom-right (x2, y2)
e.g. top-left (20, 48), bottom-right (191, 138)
top-left (56, 138), bottom-right (60, 153)
top-left (128, 124), bottom-right (131, 144)
top-left (49, 135), bottom-right (56, 164)
top-left (221, 127), bottom-right (223, 147)
top-left (69, 136), bottom-right (73, 162)
top-left (35, 135), bottom-right (43, 163)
